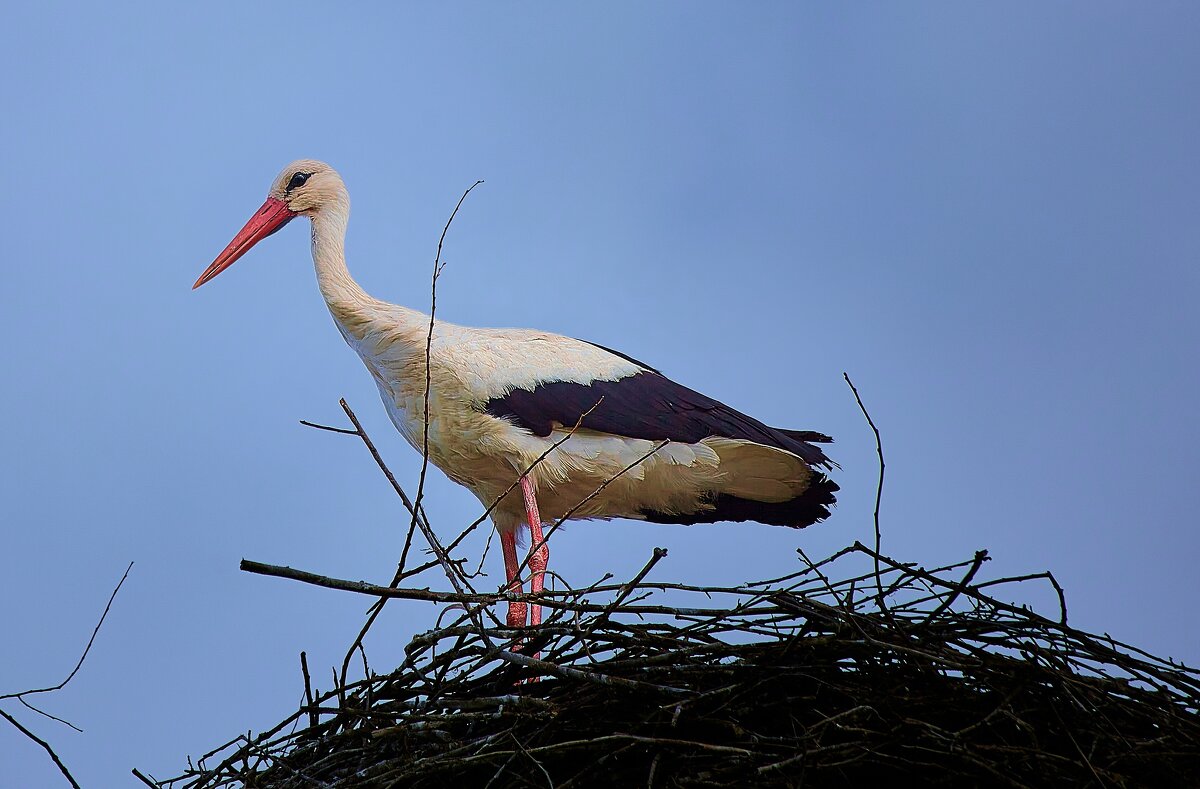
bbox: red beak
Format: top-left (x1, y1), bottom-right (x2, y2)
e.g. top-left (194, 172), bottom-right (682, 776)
top-left (193, 197), bottom-right (297, 289)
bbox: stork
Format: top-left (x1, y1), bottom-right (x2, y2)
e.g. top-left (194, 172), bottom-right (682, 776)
top-left (194, 160), bottom-right (838, 631)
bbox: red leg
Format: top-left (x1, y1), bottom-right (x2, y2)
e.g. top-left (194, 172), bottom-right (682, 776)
top-left (499, 528), bottom-right (527, 629)
top-left (520, 475), bottom-right (548, 628)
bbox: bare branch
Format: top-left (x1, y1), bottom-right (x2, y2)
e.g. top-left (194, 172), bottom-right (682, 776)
top-left (843, 373), bottom-right (887, 611)
top-left (0, 706), bottom-right (81, 789)
top-left (411, 179), bottom-right (486, 576)
top-left (297, 419), bottom-right (358, 436)
top-left (2, 561), bottom-right (133, 702)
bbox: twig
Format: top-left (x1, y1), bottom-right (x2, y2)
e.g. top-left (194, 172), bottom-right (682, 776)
top-left (131, 767), bottom-right (157, 787)
top-left (843, 373), bottom-right (887, 612)
top-left (582, 548), bottom-right (667, 640)
top-left (2, 561), bottom-right (133, 701)
top-left (239, 560), bottom-right (728, 617)
top-left (297, 419), bottom-right (358, 435)
top-left (0, 708), bottom-right (81, 789)
top-left (334, 398), bottom-right (440, 690)
top-left (411, 179), bottom-right (485, 577)
top-left (511, 732), bottom-right (555, 789)
top-left (299, 652), bottom-right (316, 728)
top-left (926, 549), bottom-right (989, 623)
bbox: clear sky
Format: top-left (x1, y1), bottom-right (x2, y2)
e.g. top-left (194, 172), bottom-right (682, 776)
top-left (2, 3), bottom-right (1197, 785)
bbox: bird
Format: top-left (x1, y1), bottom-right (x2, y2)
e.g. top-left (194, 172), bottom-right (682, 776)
top-left (193, 160), bottom-right (838, 632)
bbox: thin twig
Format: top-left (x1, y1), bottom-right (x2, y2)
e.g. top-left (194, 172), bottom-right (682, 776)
top-left (16, 696), bottom-right (81, 734)
top-left (299, 652), bottom-right (316, 728)
top-left (0, 708), bottom-right (81, 789)
top-left (926, 549), bottom-right (989, 623)
top-left (298, 419), bottom-right (358, 435)
top-left (410, 179), bottom-right (485, 577)
top-left (334, 398), bottom-right (442, 690)
top-left (843, 373), bottom-right (887, 612)
top-left (2, 561), bottom-right (133, 701)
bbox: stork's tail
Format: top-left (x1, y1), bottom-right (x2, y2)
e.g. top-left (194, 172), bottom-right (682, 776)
top-left (639, 430), bottom-right (839, 529)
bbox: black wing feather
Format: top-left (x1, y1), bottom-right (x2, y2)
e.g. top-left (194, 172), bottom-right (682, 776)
top-left (484, 370), bottom-right (833, 469)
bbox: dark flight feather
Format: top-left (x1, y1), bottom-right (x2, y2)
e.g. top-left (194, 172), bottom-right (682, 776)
top-left (484, 370), bottom-right (834, 469)
top-left (640, 477), bottom-right (839, 528)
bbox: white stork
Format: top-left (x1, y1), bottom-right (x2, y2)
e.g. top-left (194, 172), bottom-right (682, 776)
top-left (194, 160), bottom-right (838, 630)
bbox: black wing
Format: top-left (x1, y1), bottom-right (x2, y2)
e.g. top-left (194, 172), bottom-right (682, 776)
top-left (484, 370), bottom-right (834, 469)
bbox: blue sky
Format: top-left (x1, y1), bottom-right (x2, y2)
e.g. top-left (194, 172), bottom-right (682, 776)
top-left (2, 3), bottom-right (1197, 785)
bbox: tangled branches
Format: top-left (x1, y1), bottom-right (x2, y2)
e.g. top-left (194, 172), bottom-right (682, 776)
top-left (142, 541), bottom-right (1200, 788)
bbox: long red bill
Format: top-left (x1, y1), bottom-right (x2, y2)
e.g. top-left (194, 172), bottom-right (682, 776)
top-left (192, 197), bottom-right (297, 289)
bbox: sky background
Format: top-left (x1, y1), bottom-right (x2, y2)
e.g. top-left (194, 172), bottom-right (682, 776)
top-left (2, 3), bottom-right (1198, 785)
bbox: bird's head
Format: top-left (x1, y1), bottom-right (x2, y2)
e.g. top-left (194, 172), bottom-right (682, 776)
top-left (193, 159), bottom-right (346, 289)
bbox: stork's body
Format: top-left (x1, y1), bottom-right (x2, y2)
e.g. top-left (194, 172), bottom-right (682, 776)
top-left (195, 160), bottom-right (838, 630)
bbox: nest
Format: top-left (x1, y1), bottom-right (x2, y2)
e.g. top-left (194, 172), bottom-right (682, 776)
top-left (145, 541), bottom-right (1200, 788)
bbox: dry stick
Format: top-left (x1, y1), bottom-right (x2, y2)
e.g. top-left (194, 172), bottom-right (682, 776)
top-left (543, 547), bottom-right (669, 665)
top-left (330, 399), bottom-right (493, 693)
top-left (239, 560), bottom-right (733, 618)
top-left (333, 400), bottom-right (433, 692)
top-left (299, 652), bottom-right (317, 728)
top-left (241, 742), bottom-right (335, 789)
top-left (297, 420), bottom-right (357, 435)
top-left (925, 549), bottom-right (990, 623)
top-left (510, 732), bottom-right (555, 789)
top-left (299, 412), bottom-right (431, 600)
top-left (585, 548), bottom-right (668, 636)
top-left (302, 407), bottom-right (428, 583)
top-left (1, 561), bottom-right (133, 702)
top-left (1046, 570), bottom-right (1070, 626)
top-left (338, 399), bottom-right (433, 577)
top-left (0, 708), bottom-right (81, 789)
top-left (843, 373), bottom-right (888, 614)
top-left (410, 179), bottom-right (485, 574)
top-left (16, 697), bottom-right (81, 734)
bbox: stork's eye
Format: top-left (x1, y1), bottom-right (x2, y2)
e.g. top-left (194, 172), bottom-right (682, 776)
top-left (287, 172), bottom-right (311, 191)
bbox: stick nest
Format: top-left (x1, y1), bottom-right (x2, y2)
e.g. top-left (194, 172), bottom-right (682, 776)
top-left (150, 542), bottom-right (1200, 788)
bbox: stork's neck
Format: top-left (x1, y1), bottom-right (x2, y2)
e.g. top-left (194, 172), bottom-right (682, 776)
top-left (308, 200), bottom-right (428, 351)
top-left (310, 201), bottom-right (370, 313)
